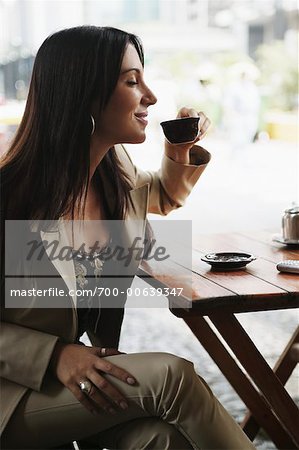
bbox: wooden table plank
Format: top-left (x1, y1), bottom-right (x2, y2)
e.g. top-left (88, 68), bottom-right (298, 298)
top-left (139, 259), bottom-right (235, 299)
top-left (239, 230), bottom-right (299, 257)
top-left (193, 232), bottom-right (299, 264)
top-left (192, 250), bottom-right (288, 296)
top-left (139, 251), bottom-right (299, 314)
top-left (246, 259), bottom-right (299, 292)
top-left (191, 249), bottom-right (299, 293)
top-left (191, 231), bottom-right (299, 297)
top-left (138, 259), bottom-right (236, 312)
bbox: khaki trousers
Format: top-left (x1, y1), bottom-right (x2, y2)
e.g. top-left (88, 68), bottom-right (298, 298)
top-left (2, 352), bottom-right (255, 450)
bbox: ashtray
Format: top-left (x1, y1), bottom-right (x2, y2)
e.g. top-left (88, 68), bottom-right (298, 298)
top-left (201, 252), bottom-right (256, 270)
top-left (160, 117), bottom-right (200, 144)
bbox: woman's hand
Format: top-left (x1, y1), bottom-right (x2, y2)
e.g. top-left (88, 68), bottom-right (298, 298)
top-left (49, 342), bottom-right (136, 415)
top-left (164, 107), bottom-right (211, 164)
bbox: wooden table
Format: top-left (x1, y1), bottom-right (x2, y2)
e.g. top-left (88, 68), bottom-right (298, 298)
top-left (137, 231), bottom-right (299, 449)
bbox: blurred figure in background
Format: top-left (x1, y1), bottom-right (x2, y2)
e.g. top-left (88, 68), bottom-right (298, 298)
top-left (222, 66), bottom-right (261, 153)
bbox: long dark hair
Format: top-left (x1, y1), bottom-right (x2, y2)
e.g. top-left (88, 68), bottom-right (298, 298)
top-left (1, 26), bottom-right (144, 221)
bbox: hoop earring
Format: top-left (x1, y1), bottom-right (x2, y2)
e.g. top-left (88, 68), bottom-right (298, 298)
top-left (90, 114), bottom-right (95, 135)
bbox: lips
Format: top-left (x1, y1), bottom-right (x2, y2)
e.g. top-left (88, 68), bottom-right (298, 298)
top-left (134, 111), bottom-right (148, 125)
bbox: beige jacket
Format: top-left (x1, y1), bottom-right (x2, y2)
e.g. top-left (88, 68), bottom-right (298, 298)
top-left (0, 143), bottom-right (211, 434)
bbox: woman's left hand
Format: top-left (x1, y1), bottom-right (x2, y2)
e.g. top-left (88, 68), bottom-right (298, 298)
top-left (164, 107), bottom-right (211, 164)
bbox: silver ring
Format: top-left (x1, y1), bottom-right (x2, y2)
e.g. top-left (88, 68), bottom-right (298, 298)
top-left (79, 380), bottom-right (92, 395)
top-left (101, 347), bottom-right (107, 356)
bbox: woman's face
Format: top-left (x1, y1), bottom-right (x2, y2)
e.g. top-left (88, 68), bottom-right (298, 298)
top-left (96, 43), bottom-right (157, 145)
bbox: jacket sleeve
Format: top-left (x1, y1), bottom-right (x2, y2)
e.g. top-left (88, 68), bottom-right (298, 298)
top-left (116, 144), bottom-right (211, 215)
top-left (0, 321), bottom-right (59, 391)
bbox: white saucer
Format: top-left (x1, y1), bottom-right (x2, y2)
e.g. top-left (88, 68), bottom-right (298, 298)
top-left (273, 235), bottom-right (299, 245)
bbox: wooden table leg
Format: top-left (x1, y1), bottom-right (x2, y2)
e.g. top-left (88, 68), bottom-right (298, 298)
top-left (183, 315), bottom-right (297, 449)
top-left (242, 326), bottom-right (299, 439)
top-left (210, 313), bottom-right (299, 448)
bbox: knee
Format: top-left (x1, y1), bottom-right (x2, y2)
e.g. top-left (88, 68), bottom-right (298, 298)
top-left (142, 353), bottom-right (197, 405)
top-left (155, 352), bottom-right (195, 383)
top-left (149, 353), bottom-right (215, 411)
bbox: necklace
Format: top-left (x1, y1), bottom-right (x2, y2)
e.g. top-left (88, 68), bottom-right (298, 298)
top-left (72, 238), bottom-right (111, 289)
top-left (73, 257), bottom-right (104, 289)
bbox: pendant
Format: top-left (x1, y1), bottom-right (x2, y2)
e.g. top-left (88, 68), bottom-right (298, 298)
top-left (74, 261), bottom-right (88, 289)
top-left (93, 257), bottom-right (104, 277)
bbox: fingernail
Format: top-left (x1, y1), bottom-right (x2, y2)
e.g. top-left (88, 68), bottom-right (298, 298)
top-left (127, 377), bottom-right (136, 385)
top-left (120, 401), bottom-right (129, 410)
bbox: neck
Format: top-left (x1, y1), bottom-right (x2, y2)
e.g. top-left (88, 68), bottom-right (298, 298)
top-left (89, 133), bottom-right (114, 185)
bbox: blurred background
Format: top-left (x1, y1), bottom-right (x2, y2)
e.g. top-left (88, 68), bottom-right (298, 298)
top-left (0, 1), bottom-right (298, 448)
top-left (0, 0), bottom-right (298, 231)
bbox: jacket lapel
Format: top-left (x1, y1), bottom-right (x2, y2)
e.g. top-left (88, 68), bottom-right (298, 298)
top-left (40, 220), bottom-right (77, 306)
top-left (38, 184), bottom-right (149, 303)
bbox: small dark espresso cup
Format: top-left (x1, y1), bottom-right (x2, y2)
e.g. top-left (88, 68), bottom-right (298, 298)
top-left (160, 117), bottom-right (200, 144)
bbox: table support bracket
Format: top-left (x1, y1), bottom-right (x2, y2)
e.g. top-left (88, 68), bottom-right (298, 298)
top-left (183, 315), bottom-right (298, 449)
top-left (210, 313), bottom-right (299, 448)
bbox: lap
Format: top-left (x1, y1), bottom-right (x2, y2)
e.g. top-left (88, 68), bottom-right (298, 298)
top-left (2, 352), bottom-right (194, 449)
top-left (85, 417), bottom-right (193, 450)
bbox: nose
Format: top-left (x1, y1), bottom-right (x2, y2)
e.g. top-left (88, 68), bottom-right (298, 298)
top-left (143, 84), bottom-right (157, 106)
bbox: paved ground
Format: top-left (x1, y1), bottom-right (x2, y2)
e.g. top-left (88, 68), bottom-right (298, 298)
top-left (119, 133), bottom-right (298, 449)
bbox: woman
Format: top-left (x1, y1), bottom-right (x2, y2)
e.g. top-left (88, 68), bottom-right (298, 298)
top-left (0, 26), bottom-right (255, 449)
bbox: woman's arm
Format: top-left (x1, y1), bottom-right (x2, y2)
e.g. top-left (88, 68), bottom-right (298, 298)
top-left (0, 321), bottom-right (59, 391)
top-left (116, 108), bottom-right (211, 216)
top-left (1, 321), bottom-right (139, 415)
